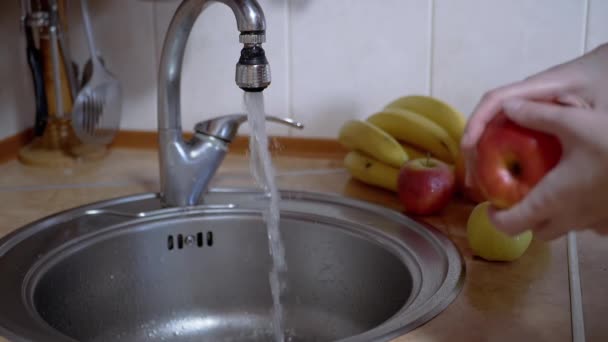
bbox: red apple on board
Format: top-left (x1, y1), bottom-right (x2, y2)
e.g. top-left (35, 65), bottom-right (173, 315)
top-left (475, 112), bottom-right (562, 209)
top-left (397, 157), bottom-right (456, 215)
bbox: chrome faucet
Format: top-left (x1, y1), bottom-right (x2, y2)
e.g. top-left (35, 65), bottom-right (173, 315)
top-left (157, 0), bottom-right (303, 207)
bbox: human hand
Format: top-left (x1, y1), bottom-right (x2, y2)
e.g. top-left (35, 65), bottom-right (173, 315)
top-left (461, 43), bottom-right (608, 186)
top-left (486, 100), bottom-right (608, 240)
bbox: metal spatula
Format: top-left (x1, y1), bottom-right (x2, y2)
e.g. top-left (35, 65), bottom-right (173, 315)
top-left (71, 0), bottom-right (122, 145)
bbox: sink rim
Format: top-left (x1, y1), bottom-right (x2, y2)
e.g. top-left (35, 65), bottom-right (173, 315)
top-left (0, 188), bottom-right (466, 342)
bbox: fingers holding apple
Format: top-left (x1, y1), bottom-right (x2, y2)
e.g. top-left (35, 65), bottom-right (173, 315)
top-left (464, 111), bottom-right (562, 262)
top-left (397, 157), bottom-right (456, 215)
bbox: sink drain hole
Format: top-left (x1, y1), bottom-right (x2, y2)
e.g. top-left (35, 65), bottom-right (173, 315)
top-left (167, 231), bottom-right (214, 250)
top-left (167, 235), bottom-right (174, 250)
top-left (177, 234), bottom-right (184, 249)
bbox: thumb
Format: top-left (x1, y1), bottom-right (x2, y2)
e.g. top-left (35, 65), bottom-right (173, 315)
top-left (502, 99), bottom-right (579, 139)
top-left (489, 167), bottom-right (564, 235)
top-left (490, 196), bottom-right (547, 236)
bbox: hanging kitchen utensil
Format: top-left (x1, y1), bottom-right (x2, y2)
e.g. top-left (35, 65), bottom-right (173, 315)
top-left (55, 1), bottom-right (79, 100)
top-left (71, 0), bottom-right (122, 145)
top-left (22, 3), bottom-right (49, 136)
top-left (17, 0), bottom-right (108, 168)
top-left (80, 56), bottom-right (107, 89)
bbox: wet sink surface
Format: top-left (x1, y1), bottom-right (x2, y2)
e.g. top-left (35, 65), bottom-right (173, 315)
top-left (0, 189), bottom-right (464, 342)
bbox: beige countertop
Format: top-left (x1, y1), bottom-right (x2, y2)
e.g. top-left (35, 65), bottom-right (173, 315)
top-left (0, 148), bottom-right (602, 341)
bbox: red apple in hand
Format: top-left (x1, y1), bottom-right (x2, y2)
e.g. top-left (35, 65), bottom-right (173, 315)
top-left (475, 112), bottom-right (562, 209)
top-left (398, 157), bottom-right (456, 215)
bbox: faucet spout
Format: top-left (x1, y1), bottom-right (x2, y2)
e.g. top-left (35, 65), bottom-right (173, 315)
top-left (156, 0), bottom-right (272, 207)
top-left (158, 0), bottom-right (267, 131)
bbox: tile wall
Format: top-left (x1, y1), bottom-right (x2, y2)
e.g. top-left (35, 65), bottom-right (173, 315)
top-left (3, 0), bottom-right (607, 140)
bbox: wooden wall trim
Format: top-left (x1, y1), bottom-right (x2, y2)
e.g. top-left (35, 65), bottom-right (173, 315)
top-left (111, 130), bottom-right (347, 158)
top-left (230, 135), bottom-right (348, 158)
top-left (0, 129), bottom-right (347, 164)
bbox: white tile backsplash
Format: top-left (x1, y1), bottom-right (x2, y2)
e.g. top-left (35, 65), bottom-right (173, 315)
top-left (587, 0), bottom-right (608, 52)
top-left (289, 0), bottom-right (430, 138)
top-left (432, 0), bottom-right (586, 117)
top-left (3, 0), bottom-right (608, 141)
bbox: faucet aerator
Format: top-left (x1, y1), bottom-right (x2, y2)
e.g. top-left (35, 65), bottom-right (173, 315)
top-left (236, 42), bottom-right (271, 91)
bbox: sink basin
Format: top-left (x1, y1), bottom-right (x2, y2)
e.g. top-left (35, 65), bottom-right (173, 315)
top-left (0, 189), bottom-right (464, 342)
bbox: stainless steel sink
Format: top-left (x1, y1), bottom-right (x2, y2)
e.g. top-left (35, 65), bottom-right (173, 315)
top-left (0, 189), bottom-right (464, 342)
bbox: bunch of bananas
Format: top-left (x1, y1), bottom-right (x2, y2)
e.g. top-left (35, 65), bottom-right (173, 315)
top-left (338, 95), bottom-right (466, 192)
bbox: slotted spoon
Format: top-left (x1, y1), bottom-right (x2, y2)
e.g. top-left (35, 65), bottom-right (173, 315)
top-left (71, 0), bottom-right (122, 145)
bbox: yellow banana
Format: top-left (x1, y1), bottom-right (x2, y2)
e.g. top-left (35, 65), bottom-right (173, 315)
top-left (343, 150), bottom-right (399, 192)
top-left (385, 95), bottom-right (466, 143)
top-left (338, 120), bottom-right (408, 168)
top-left (367, 108), bottom-right (459, 163)
top-left (401, 142), bottom-right (454, 164)
top-left (400, 143), bottom-right (428, 160)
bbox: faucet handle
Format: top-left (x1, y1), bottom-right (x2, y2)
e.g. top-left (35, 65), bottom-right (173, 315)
top-left (194, 114), bottom-right (304, 142)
